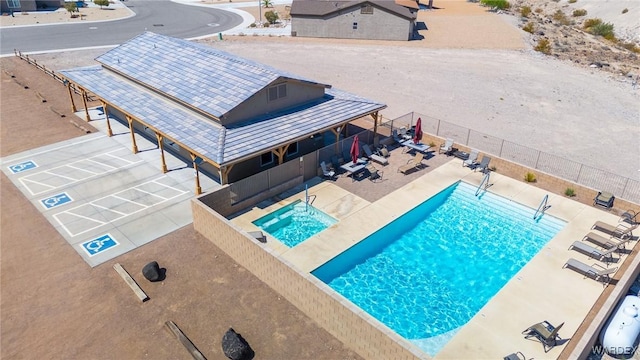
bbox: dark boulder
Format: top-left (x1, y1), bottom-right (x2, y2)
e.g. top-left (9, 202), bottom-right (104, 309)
top-left (222, 328), bottom-right (254, 360)
top-left (142, 261), bottom-right (162, 282)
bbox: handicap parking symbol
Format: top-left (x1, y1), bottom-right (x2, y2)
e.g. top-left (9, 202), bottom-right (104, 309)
top-left (41, 193), bottom-right (73, 209)
top-left (8, 160), bottom-right (37, 174)
top-left (81, 234), bottom-right (119, 256)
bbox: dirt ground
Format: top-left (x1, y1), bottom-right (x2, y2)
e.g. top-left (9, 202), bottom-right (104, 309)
top-left (0, 59), bottom-right (362, 360)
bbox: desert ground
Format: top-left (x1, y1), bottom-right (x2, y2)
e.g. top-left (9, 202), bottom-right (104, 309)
top-left (1, 0), bottom-right (639, 359)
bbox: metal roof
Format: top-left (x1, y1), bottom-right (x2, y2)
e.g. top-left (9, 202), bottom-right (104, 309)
top-left (290, 0), bottom-right (416, 20)
top-left (60, 65), bottom-right (386, 166)
top-left (94, 32), bottom-right (330, 120)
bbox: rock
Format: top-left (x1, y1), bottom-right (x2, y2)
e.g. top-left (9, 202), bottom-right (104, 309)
top-left (142, 261), bottom-right (162, 282)
top-left (222, 328), bottom-right (254, 360)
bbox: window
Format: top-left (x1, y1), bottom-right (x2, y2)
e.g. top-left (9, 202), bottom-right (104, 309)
top-left (261, 152), bottom-right (274, 166)
top-left (360, 4), bottom-right (373, 14)
top-left (6, 0), bottom-right (20, 8)
top-left (267, 83), bottom-right (287, 102)
top-left (353, 22), bottom-right (358, 30)
top-left (286, 142), bottom-right (298, 156)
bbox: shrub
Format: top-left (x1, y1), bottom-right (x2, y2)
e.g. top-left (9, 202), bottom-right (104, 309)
top-left (63, 2), bottom-right (77, 16)
top-left (552, 10), bottom-right (572, 25)
top-left (263, 21), bottom-right (270, 27)
top-left (568, 0), bottom-right (577, 3)
top-left (264, 10), bottom-right (278, 24)
top-left (622, 8), bottom-right (628, 14)
top-left (249, 23), bottom-right (256, 28)
top-left (94, 0), bottom-right (109, 8)
top-left (480, 0), bottom-right (510, 10)
top-left (584, 19), bottom-right (616, 40)
top-left (522, 22), bottom-right (535, 33)
top-left (524, 172), bottom-right (537, 183)
top-left (572, 9), bottom-right (587, 17)
top-left (534, 38), bottom-right (552, 54)
top-left (564, 187), bottom-right (576, 197)
top-left (583, 18), bottom-right (602, 28)
top-left (534, 8), bottom-right (543, 14)
top-left (520, 6), bottom-right (531, 17)
top-left (621, 42), bottom-right (640, 53)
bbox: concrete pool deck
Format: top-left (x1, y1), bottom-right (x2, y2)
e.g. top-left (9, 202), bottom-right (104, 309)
top-left (231, 158), bottom-right (627, 359)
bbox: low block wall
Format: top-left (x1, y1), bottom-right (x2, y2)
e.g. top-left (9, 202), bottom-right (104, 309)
top-left (191, 198), bottom-right (426, 360)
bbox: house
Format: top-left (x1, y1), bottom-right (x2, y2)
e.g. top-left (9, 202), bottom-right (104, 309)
top-left (290, 0), bottom-right (418, 41)
top-left (59, 32), bottom-right (386, 189)
top-left (2, 0), bottom-right (64, 14)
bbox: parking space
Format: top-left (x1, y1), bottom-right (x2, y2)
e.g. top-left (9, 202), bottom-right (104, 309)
top-left (1, 112), bottom-right (220, 267)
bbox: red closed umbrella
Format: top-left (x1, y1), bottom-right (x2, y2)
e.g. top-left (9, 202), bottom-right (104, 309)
top-left (350, 136), bottom-right (360, 164)
top-left (413, 117), bottom-right (423, 144)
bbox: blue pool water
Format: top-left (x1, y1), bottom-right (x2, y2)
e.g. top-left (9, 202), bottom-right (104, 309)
top-left (253, 200), bottom-right (337, 247)
top-left (312, 181), bottom-right (566, 355)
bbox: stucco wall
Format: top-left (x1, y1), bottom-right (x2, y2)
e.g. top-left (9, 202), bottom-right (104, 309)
top-left (292, 6), bottom-right (412, 41)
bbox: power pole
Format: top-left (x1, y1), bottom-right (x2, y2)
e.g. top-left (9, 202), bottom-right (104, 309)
top-left (259, 0), bottom-right (262, 24)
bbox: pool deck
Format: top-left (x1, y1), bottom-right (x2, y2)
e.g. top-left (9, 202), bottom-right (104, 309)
top-left (231, 157), bottom-right (626, 359)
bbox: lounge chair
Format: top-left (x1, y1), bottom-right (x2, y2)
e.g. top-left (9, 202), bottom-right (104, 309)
top-left (463, 149), bottom-right (479, 168)
top-left (475, 156), bottom-right (492, 173)
top-left (620, 210), bottom-right (639, 225)
top-left (592, 221), bottom-right (637, 239)
top-left (398, 127), bottom-right (411, 140)
top-left (320, 161), bottom-right (336, 179)
top-left (330, 154), bottom-right (342, 172)
top-left (397, 152), bottom-right (425, 174)
top-left (503, 352), bottom-right (527, 360)
top-left (568, 241), bottom-right (618, 264)
top-left (392, 129), bottom-right (405, 145)
top-left (582, 232), bottom-right (631, 250)
top-left (377, 146), bottom-right (390, 158)
top-left (439, 138), bottom-right (454, 154)
top-left (362, 144), bottom-right (388, 166)
top-left (522, 320), bottom-right (564, 353)
top-left (563, 258), bottom-right (618, 285)
top-left (594, 191), bottom-right (615, 209)
top-left (367, 164), bottom-right (383, 182)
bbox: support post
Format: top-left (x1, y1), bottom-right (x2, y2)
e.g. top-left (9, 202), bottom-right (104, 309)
top-left (66, 81), bottom-right (77, 112)
top-left (126, 116), bottom-right (138, 153)
top-left (102, 102), bottom-right (113, 137)
top-left (372, 112), bottom-right (379, 147)
top-left (156, 133), bottom-right (168, 173)
top-left (190, 153), bottom-right (202, 195)
top-left (219, 164), bottom-right (233, 185)
top-left (81, 88), bottom-right (90, 122)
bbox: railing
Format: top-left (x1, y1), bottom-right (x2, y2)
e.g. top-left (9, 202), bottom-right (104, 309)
top-left (534, 194), bottom-right (551, 220)
top-left (476, 171), bottom-right (491, 197)
top-left (389, 111), bottom-right (640, 205)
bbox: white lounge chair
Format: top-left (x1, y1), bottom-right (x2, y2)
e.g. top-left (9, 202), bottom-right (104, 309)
top-left (320, 161), bottom-right (336, 179)
top-left (592, 221), bottom-right (637, 239)
top-left (362, 144), bottom-right (388, 166)
top-left (463, 149), bottom-right (479, 168)
top-left (439, 138), bottom-right (454, 154)
top-left (563, 258), bottom-right (618, 284)
top-left (568, 241), bottom-right (618, 264)
top-left (475, 156), bottom-right (492, 173)
top-left (582, 232), bottom-right (632, 250)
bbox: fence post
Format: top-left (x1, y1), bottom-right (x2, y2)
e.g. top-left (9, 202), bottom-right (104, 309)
top-left (534, 151), bottom-right (541, 169)
top-left (465, 129), bottom-right (471, 146)
top-left (435, 119), bottom-right (440, 137)
top-left (576, 164), bottom-right (583, 183)
top-left (499, 140), bottom-right (504, 157)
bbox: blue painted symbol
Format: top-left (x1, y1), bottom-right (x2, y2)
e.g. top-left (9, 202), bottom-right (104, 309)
top-left (81, 234), bottom-right (118, 256)
top-left (8, 160), bottom-right (37, 174)
top-left (41, 193), bottom-right (73, 209)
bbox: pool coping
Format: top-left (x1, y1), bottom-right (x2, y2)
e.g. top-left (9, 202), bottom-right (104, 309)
top-left (229, 158), bottom-right (627, 359)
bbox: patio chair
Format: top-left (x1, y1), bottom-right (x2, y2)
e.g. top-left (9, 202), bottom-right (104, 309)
top-left (463, 149), bottom-right (479, 168)
top-left (592, 221), bottom-right (637, 239)
top-left (439, 138), bottom-right (454, 154)
top-left (392, 129), bottom-right (405, 145)
top-left (568, 241), bottom-right (618, 264)
top-left (376, 145), bottom-right (390, 158)
top-left (503, 351), bottom-right (528, 360)
top-left (582, 232), bottom-right (631, 250)
top-left (522, 320), bottom-right (564, 353)
top-left (594, 191), bottom-right (615, 209)
top-left (362, 144), bottom-right (388, 166)
top-left (620, 210), bottom-right (639, 225)
top-left (398, 127), bottom-right (411, 140)
top-left (475, 156), bottom-right (492, 173)
top-left (397, 152), bottom-right (425, 174)
top-left (563, 258), bottom-right (618, 285)
top-left (367, 164), bottom-right (383, 182)
top-left (320, 161), bottom-right (336, 179)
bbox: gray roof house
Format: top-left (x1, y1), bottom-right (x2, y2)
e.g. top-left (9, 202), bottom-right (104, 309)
top-left (59, 32), bottom-right (386, 187)
top-left (290, 0), bottom-right (418, 41)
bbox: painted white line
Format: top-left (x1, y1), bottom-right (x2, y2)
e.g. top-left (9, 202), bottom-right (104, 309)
top-left (90, 202), bottom-right (129, 216)
top-left (44, 170), bottom-right (79, 181)
top-left (0, 135), bottom-right (105, 164)
top-left (111, 194), bottom-right (150, 211)
top-left (65, 164), bottom-right (99, 175)
top-left (65, 210), bottom-right (108, 225)
top-left (105, 151), bottom-right (137, 164)
top-left (85, 158), bottom-right (117, 169)
top-left (18, 177), bottom-right (55, 196)
top-left (128, 187), bottom-right (168, 201)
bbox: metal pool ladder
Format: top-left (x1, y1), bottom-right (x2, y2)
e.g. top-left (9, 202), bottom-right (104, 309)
top-left (475, 171), bottom-right (491, 196)
top-left (534, 194), bottom-right (551, 220)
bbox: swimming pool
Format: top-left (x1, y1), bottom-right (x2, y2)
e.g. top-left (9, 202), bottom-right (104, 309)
top-left (253, 199), bottom-right (337, 248)
top-left (312, 181), bottom-right (566, 355)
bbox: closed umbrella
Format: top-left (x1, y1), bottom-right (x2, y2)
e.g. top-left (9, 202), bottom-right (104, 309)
top-left (413, 117), bottom-right (423, 144)
top-left (350, 136), bottom-right (360, 164)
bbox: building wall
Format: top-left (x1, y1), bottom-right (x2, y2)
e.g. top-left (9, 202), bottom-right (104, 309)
top-left (2, 0), bottom-right (63, 13)
top-left (292, 5), bottom-right (412, 41)
top-left (222, 80), bottom-right (326, 126)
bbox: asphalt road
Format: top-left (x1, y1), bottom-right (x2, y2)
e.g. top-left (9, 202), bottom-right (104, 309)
top-left (0, 0), bottom-right (243, 55)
